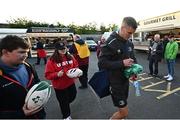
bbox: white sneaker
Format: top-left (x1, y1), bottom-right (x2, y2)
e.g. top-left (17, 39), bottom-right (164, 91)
top-left (167, 75), bottom-right (173, 81)
top-left (63, 116), bottom-right (72, 120)
top-left (164, 74), bottom-right (170, 78)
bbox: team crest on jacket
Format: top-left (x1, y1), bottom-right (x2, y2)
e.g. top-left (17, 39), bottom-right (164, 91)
top-left (119, 100), bottom-right (125, 106)
top-left (128, 47), bottom-right (132, 51)
top-left (117, 49), bottom-right (121, 53)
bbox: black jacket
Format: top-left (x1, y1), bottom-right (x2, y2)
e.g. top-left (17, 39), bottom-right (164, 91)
top-left (98, 31), bottom-right (137, 87)
top-left (148, 41), bottom-right (163, 61)
top-left (0, 62), bottom-right (46, 119)
top-left (36, 41), bottom-right (44, 49)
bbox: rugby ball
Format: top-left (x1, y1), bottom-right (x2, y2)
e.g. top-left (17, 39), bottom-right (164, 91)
top-left (66, 68), bottom-right (83, 78)
top-left (25, 81), bottom-right (51, 110)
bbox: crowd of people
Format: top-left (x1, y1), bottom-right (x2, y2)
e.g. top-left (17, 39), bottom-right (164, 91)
top-left (147, 34), bottom-right (179, 81)
top-left (0, 33), bottom-right (91, 119)
top-left (0, 16), bottom-right (179, 120)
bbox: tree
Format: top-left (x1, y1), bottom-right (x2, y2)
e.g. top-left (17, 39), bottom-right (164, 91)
top-left (7, 18), bottom-right (49, 28)
top-left (108, 24), bottom-right (118, 31)
top-left (57, 22), bottom-right (66, 28)
top-left (6, 17), bottom-right (118, 34)
top-left (100, 24), bottom-right (108, 34)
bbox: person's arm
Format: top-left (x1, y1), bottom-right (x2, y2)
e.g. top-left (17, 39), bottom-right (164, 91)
top-left (69, 43), bottom-right (77, 54)
top-left (98, 45), bottom-right (124, 70)
top-left (156, 42), bottom-right (163, 55)
top-left (96, 46), bottom-right (100, 58)
top-left (129, 41), bottom-right (137, 63)
top-left (31, 65), bottom-right (40, 83)
top-left (0, 102), bottom-right (44, 118)
top-left (0, 109), bottom-right (25, 119)
top-left (171, 43), bottom-right (179, 59)
top-left (72, 55), bottom-right (79, 68)
top-left (45, 60), bottom-right (60, 80)
top-left (24, 62), bottom-right (40, 83)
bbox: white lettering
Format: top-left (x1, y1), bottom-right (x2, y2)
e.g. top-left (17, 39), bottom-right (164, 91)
top-left (56, 60), bottom-right (73, 67)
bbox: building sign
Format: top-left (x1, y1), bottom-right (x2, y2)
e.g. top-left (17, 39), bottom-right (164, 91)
top-left (144, 15), bottom-right (176, 25)
top-left (26, 32), bottom-right (73, 37)
top-left (27, 27), bottom-right (73, 33)
top-left (26, 27), bottom-right (74, 37)
top-left (137, 11), bottom-right (180, 32)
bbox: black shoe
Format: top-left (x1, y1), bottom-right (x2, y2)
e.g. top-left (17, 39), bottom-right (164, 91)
top-left (35, 63), bottom-right (40, 65)
top-left (78, 86), bottom-right (88, 89)
top-left (148, 73), bottom-right (153, 76)
top-left (153, 74), bottom-right (158, 77)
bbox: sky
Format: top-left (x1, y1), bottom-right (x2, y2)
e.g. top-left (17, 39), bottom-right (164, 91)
top-left (1, 0), bottom-right (180, 27)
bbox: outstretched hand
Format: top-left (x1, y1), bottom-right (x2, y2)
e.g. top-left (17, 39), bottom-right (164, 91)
top-left (22, 103), bottom-right (42, 116)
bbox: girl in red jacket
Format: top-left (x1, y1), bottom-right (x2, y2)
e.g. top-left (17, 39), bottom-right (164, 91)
top-left (45, 42), bottom-right (78, 119)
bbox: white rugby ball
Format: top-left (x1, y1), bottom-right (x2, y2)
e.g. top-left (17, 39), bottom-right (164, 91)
top-left (25, 81), bottom-right (51, 110)
top-left (66, 68), bottom-right (83, 78)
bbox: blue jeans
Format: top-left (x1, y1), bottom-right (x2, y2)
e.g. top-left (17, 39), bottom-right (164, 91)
top-left (166, 59), bottom-right (175, 77)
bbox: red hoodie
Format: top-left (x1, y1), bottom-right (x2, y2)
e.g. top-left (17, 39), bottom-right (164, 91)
top-left (45, 55), bottom-right (78, 89)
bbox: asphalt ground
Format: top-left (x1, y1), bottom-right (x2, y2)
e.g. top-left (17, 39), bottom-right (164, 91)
top-left (27, 51), bottom-right (180, 119)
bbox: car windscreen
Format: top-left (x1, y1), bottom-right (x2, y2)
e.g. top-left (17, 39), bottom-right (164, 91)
top-left (86, 41), bottom-right (96, 44)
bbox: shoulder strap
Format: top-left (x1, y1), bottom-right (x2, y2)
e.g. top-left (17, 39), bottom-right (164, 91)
top-left (23, 62), bottom-right (40, 83)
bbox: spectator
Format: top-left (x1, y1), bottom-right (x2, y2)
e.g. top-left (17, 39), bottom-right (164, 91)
top-left (164, 36), bottom-right (179, 81)
top-left (96, 37), bottom-right (106, 58)
top-left (146, 36), bottom-right (153, 61)
top-left (162, 35), bottom-right (170, 55)
top-left (35, 38), bottom-right (47, 65)
top-left (45, 42), bottom-right (78, 119)
top-left (148, 34), bottom-right (163, 77)
top-left (69, 34), bottom-right (90, 89)
top-left (0, 35), bottom-right (46, 119)
top-left (98, 17), bottom-right (137, 119)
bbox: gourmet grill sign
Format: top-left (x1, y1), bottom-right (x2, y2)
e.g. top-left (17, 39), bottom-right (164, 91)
top-left (27, 28), bottom-right (73, 33)
top-left (143, 15), bottom-right (176, 25)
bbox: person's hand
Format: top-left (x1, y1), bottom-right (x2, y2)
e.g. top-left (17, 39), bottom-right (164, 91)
top-left (22, 103), bottom-right (42, 116)
top-left (57, 70), bottom-right (64, 77)
top-left (129, 74), bottom-right (137, 81)
top-left (77, 72), bottom-right (83, 77)
top-left (123, 58), bottom-right (134, 67)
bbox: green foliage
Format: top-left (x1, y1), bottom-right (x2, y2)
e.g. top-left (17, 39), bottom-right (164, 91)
top-left (100, 25), bottom-right (109, 34)
top-left (7, 17), bottom-right (118, 34)
top-left (100, 24), bottom-right (118, 34)
top-left (7, 18), bottom-right (49, 28)
top-left (108, 24), bottom-right (119, 32)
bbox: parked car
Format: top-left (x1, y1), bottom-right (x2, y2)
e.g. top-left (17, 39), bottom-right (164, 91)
top-left (85, 40), bottom-right (97, 51)
top-left (86, 37), bottom-right (94, 40)
top-left (101, 32), bottom-right (112, 41)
